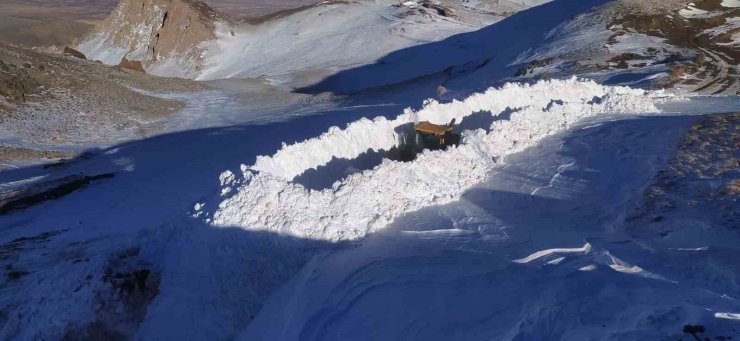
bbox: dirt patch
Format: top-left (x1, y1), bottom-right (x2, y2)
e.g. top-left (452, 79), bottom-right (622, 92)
top-left (515, 58), bottom-right (554, 76)
top-left (63, 46), bottom-right (87, 59)
top-left (62, 321), bottom-right (126, 341)
top-left (0, 59), bottom-right (42, 103)
top-left (421, 1), bottom-right (456, 18)
top-left (62, 247), bottom-right (161, 340)
top-left (610, 0), bottom-right (739, 94)
top-left (4, 266), bottom-right (29, 281)
top-left (0, 173), bottom-right (114, 214)
top-left (0, 43), bottom-right (208, 153)
top-left (0, 146), bottom-right (76, 166)
top-left (0, 229), bottom-right (68, 283)
top-left (723, 179), bottom-right (740, 195)
top-left (626, 113), bottom-right (739, 236)
top-left (118, 57), bottom-right (145, 73)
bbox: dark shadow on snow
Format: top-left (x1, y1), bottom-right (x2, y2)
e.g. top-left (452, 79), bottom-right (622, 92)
top-left (297, 0), bottom-right (609, 94)
top-left (292, 107), bottom-right (519, 191)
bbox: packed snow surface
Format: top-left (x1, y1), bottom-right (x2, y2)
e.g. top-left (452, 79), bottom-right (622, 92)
top-left (206, 78), bottom-right (664, 241)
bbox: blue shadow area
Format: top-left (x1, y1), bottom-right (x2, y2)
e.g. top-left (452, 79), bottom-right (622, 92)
top-left (298, 0), bottom-right (608, 94)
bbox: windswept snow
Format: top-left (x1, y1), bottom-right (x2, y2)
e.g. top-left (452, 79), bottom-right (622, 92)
top-left (715, 312), bottom-right (740, 320)
top-left (206, 78), bottom-right (663, 241)
top-left (197, 2), bottom-right (482, 84)
top-left (513, 243), bottom-right (593, 264)
top-left (236, 111), bottom-right (740, 341)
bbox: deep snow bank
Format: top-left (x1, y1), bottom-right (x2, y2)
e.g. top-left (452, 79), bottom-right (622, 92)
top-left (203, 79), bottom-right (663, 241)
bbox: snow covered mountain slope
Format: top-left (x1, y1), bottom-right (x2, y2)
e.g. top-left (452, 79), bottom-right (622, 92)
top-left (302, 0), bottom-right (738, 95)
top-left (502, 0), bottom-right (739, 95)
top-left (0, 43), bottom-right (208, 154)
top-left (74, 0), bottom-right (735, 94)
top-left (196, 1), bottom-right (477, 85)
top-left (76, 0), bottom-right (555, 87)
top-left (298, 0), bottom-right (606, 93)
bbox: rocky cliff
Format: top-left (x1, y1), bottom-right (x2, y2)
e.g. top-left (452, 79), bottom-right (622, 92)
top-left (77, 0), bottom-right (232, 78)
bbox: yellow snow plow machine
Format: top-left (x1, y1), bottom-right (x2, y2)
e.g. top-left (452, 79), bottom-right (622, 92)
top-left (391, 119), bottom-right (460, 162)
top-left (412, 119), bottom-right (459, 149)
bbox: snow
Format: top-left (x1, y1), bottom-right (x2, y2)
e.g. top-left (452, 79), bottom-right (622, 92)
top-left (207, 78), bottom-right (664, 242)
top-left (679, 5), bottom-right (713, 18)
top-left (703, 17), bottom-right (740, 47)
top-left (78, 0), bottom-right (561, 87)
top-left (77, 3), bottom-right (166, 65)
top-left (715, 312), bottom-right (740, 320)
top-left (240, 111), bottom-right (740, 340)
top-left (77, 33), bottom-right (129, 65)
top-left (236, 111), bottom-right (740, 341)
top-left (3, 0), bottom-right (739, 338)
top-left (196, 2), bottom-right (481, 85)
top-left (721, 0), bottom-right (740, 7)
top-left (513, 243), bottom-right (592, 264)
top-left (511, 9), bottom-right (611, 65)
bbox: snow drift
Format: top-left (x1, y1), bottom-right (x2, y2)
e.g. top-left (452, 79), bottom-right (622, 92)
top-left (203, 78), bottom-right (663, 241)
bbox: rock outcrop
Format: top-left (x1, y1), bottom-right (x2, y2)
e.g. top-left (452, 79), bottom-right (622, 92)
top-left (63, 47), bottom-right (87, 60)
top-left (77, 0), bottom-right (232, 78)
top-left (118, 57), bottom-right (146, 72)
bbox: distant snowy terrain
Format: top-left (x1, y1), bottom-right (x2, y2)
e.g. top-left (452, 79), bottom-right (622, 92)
top-left (78, 0), bottom-right (557, 88)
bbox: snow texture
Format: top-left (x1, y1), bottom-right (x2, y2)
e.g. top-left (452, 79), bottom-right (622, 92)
top-left (196, 2), bottom-right (479, 83)
top-left (208, 78), bottom-right (663, 241)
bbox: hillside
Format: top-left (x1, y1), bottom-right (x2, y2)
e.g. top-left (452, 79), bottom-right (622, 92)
top-left (0, 0), bottom-right (737, 340)
top-left (0, 43), bottom-right (205, 156)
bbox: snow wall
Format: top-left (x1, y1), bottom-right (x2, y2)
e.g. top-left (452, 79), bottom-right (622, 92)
top-left (201, 78), bottom-right (664, 241)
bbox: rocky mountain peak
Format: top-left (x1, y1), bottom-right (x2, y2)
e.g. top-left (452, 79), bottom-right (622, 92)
top-left (77, 0), bottom-right (232, 77)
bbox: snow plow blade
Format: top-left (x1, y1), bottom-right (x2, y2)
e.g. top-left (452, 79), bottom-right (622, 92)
top-left (414, 121), bottom-right (454, 136)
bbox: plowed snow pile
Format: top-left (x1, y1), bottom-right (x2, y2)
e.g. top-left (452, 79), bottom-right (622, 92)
top-left (204, 79), bottom-right (664, 241)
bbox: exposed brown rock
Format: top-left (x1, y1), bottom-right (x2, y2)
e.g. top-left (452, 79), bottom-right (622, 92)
top-left (118, 57), bottom-right (146, 73)
top-left (723, 179), bottom-right (740, 196)
top-left (0, 146), bottom-right (75, 167)
top-left (669, 64), bottom-right (686, 82)
top-left (421, 0), bottom-right (455, 17)
top-left (0, 59), bottom-right (40, 103)
top-left (77, 0), bottom-right (233, 74)
top-left (611, 0), bottom-right (739, 94)
top-left (0, 43), bottom-right (207, 153)
top-left (695, 52), bottom-right (705, 68)
top-left (63, 46), bottom-right (87, 60)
